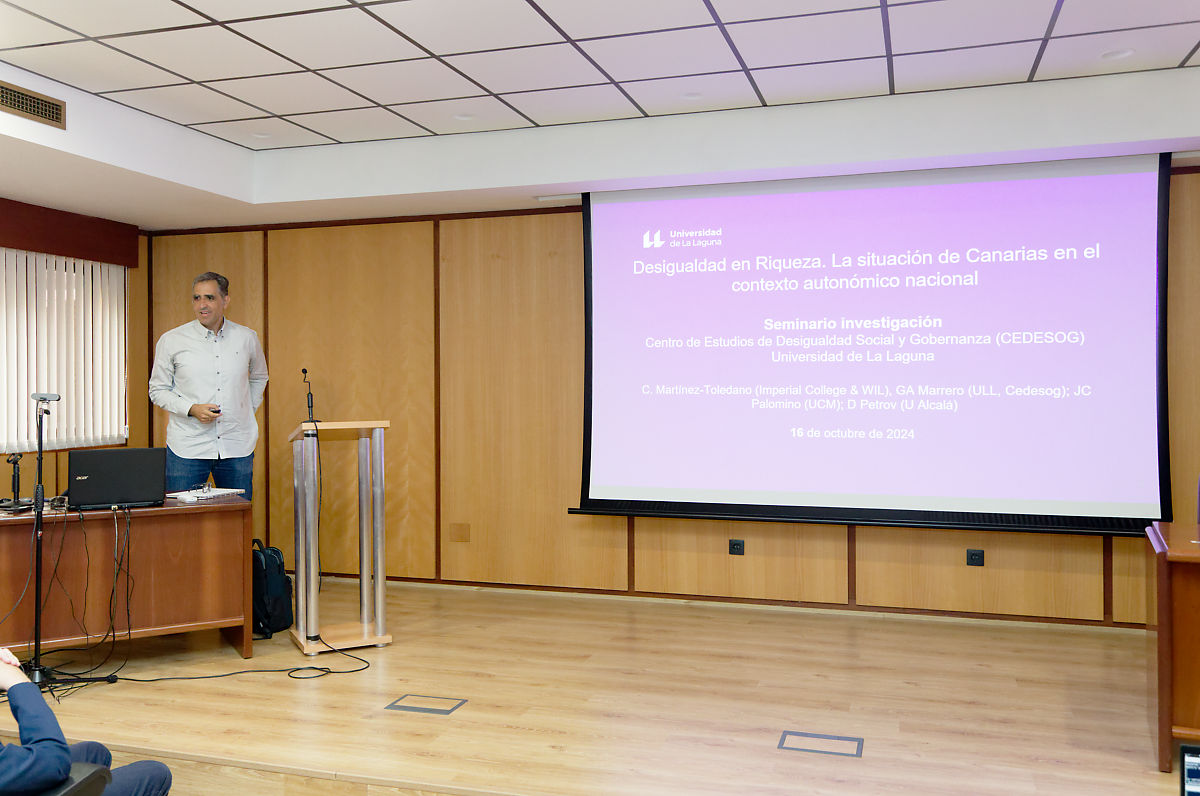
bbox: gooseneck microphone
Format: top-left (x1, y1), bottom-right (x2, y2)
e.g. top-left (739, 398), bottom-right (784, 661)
top-left (302, 369), bottom-right (315, 422)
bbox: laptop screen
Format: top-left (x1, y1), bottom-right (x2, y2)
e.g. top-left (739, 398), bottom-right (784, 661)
top-left (67, 448), bottom-right (167, 510)
top-left (1184, 745), bottom-right (1200, 794)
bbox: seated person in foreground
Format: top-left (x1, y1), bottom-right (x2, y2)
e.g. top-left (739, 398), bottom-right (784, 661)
top-left (0, 648), bottom-right (172, 795)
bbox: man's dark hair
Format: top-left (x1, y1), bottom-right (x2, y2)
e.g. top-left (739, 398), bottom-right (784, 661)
top-left (192, 272), bottom-right (230, 297)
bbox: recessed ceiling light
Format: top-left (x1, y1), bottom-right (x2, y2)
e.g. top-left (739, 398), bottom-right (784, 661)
top-left (682, 91), bottom-right (703, 100)
top-left (452, 113), bottom-right (476, 121)
top-left (1100, 48), bottom-right (1134, 61)
top-left (250, 132), bottom-right (271, 139)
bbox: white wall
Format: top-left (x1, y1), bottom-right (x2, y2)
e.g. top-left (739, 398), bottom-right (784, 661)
top-left (1, 60), bottom-right (1198, 229)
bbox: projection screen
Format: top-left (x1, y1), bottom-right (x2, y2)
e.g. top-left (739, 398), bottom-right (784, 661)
top-left (575, 154), bottom-right (1171, 535)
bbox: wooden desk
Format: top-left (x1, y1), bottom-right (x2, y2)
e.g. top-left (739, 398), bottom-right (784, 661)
top-left (0, 496), bottom-right (253, 658)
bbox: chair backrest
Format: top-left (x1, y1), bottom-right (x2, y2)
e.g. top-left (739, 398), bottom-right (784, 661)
top-left (37, 762), bottom-right (112, 796)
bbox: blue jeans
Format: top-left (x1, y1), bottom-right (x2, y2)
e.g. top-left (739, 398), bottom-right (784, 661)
top-left (71, 741), bottom-right (172, 796)
top-left (166, 448), bottom-right (254, 501)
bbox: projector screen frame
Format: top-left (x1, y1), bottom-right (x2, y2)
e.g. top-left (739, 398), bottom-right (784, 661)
top-left (573, 154), bottom-right (1174, 537)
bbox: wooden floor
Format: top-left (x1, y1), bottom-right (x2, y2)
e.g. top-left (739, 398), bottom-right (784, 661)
top-left (1, 580), bottom-right (1177, 795)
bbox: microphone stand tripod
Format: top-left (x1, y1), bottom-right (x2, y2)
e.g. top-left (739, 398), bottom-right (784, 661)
top-left (22, 396), bottom-right (116, 689)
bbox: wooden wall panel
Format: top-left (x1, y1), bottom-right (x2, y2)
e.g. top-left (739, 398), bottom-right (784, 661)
top-left (266, 223), bottom-right (436, 579)
top-left (439, 214), bottom-right (626, 589)
top-left (149, 233), bottom-right (266, 539)
top-left (127, 236), bottom-right (150, 447)
top-left (1168, 173), bottom-right (1200, 526)
top-left (19, 442), bottom-right (60, 501)
top-left (17, 453), bottom-right (60, 503)
top-left (113, 170), bottom-right (1200, 619)
top-left (634, 518), bottom-right (847, 603)
top-left (1113, 535), bottom-right (1148, 624)
top-left (856, 526), bottom-right (1104, 619)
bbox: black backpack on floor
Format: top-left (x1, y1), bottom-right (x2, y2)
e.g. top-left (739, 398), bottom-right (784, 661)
top-left (252, 538), bottom-right (293, 638)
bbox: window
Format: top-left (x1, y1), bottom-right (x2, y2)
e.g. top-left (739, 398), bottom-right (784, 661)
top-left (1, 247), bottom-right (127, 452)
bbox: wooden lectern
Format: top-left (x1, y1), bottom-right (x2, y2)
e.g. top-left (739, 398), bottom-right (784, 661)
top-left (1145, 521), bottom-right (1200, 772)
top-left (288, 420), bottom-right (392, 655)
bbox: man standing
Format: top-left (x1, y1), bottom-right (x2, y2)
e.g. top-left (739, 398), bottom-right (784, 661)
top-left (149, 272), bottom-right (268, 500)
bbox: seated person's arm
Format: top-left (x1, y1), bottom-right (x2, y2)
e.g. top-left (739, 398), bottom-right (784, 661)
top-left (0, 649), bottom-right (71, 793)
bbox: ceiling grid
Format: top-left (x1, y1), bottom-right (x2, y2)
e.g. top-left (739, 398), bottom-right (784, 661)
top-left (0, 0), bottom-right (1194, 150)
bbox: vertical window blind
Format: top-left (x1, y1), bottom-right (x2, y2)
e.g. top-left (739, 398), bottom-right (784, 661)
top-left (1, 247), bottom-right (127, 452)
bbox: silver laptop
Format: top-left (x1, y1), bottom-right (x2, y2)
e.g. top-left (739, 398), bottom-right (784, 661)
top-left (67, 448), bottom-right (167, 510)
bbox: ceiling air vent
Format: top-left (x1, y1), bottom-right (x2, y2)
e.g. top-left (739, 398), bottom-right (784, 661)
top-left (0, 80), bottom-right (66, 129)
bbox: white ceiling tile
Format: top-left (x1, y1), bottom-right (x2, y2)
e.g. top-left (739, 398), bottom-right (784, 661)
top-left (230, 8), bottom-right (424, 69)
top-left (1054, 0), bottom-right (1200, 36)
top-left (369, 0), bottom-right (562, 54)
top-left (581, 27), bottom-right (741, 82)
top-left (283, 107), bottom-right (431, 142)
top-left (532, 0), bottom-right (714, 38)
top-left (180, 0), bottom-right (352, 23)
top-left (4, 0), bottom-right (207, 36)
top-left (209, 72), bottom-right (369, 115)
top-left (894, 41), bottom-right (1043, 93)
top-left (623, 72), bottom-right (761, 115)
top-left (105, 83), bottom-right (262, 124)
top-left (501, 84), bottom-right (642, 126)
top-left (192, 116), bottom-right (333, 148)
top-left (446, 44), bottom-right (606, 93)
top-left (1037, 23), bottom-right (1200, 80)
top-left (727, 8), bottom-right (885, 68)
top-left (0, 5), bottom-right (77, 48)
top-left (322, 59), bottom-right (485, 104)
top-left (711, 0), bottom-right (875, 24)
top-left (889, 0), bottom-right (1056, 53)
top-left (0, 40), bottom-right (179, 92)
top-left (753, 58), bottom-right (889, 104)
top-left (389, 96), bottom-right (533, 134)
top-left (109, 27), bottom-right (299, 81)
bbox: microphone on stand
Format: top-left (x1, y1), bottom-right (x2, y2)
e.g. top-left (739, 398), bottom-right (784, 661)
top-left (302, 369), bottom-right (316, 422)
top-left (7, 453), bottom-right (20, 499)
top-left (1, 453), bottom-right (30, 512)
